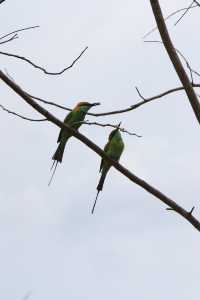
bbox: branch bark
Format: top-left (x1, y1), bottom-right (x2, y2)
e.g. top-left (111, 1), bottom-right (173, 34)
top-left (0, 70), bottom-right (200, 232)
top-left (149, 0), bottom-right (200, 125)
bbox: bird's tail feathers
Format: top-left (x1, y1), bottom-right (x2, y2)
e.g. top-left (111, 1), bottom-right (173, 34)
top-left (91, 190), bottom-right (100, 214)
top-left (48, 160), bottom-right (59, 186)
top-left (52, 139), bottom-right (67, 163)
top-left (49, 138), bottom-right (68, 186)
top-left (91, 169), bottom-right (108, 214)
top-left (97, 169), bottom-right (108, 192)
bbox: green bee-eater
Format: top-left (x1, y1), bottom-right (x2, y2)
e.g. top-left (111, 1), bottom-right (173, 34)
top-left (49, 101), bottom-right (100, 185)
top-left (92, 123), bottom-right (124, 213)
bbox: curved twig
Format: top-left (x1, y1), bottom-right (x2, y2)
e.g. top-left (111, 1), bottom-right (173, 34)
top-left (0, 47), bottom-right (88, 75)
top-left (0, 104), bottom-right (47, 121)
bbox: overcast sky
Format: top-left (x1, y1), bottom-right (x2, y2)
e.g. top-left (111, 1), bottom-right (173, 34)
top-left (0, 1), bottom-right (200, 299)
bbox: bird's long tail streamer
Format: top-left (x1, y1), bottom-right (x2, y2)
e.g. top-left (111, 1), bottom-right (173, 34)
top-left (48, 160), bottom-right (59, 186)
top-left (91, 190), bottom-right (100, 214)
top-left (50, 160), bottom-right (56, 171)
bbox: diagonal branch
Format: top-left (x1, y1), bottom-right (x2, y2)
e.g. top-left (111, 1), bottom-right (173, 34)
top-left (174, 1), bottom-right (195, 26)
top-left (25, 83), bottom-right (200, 117)
top-left (0, 26), bottom-right (39, 41)
top-left (194, 1), bottom-right (200, 7)
top-left (0, 47), bottom-right (88, 75)
top-left (0, 103), bottom-right (47, 121)
top-left (0, 34), bottom-right (18, 45)
top-left (0, 70), bottom-right (200, 232)
top-left (149, 0), bottom-right (200, 125)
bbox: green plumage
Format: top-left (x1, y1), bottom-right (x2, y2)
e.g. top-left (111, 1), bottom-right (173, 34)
top-left (53, 102), bottom-right (99, 163)
top-left (92, 127), bottom-right (124, 213)
top-left (49, 101), bottom-right (100, 186)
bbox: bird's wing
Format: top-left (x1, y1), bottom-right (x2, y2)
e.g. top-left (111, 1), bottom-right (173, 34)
top-left (57, 111), bottom-right (74, 143)
top-left (99, 140), bottom-right (110, 172)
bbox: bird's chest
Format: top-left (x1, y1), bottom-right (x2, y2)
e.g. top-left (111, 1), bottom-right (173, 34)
top-left (71, 111), bottom-right (86, 128)
top-left (108, 139), bottom-right (124, 158)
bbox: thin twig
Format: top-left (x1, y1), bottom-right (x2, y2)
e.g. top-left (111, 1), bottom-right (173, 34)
top-left (0, 26), bottom-right (39, 41)
top-left (143, 4), bottom-right (198, 39)
top-left (27, 92), bottom-right (72, 112)
top-left (1, 70), bottom-right (200, 231)
top-left (0, 104), bottom-right (47, 122)
top-left (144, 40), bottom-right (200, 83)
top-left (189, 206), bottom-right (195, 215)
top-left (75, 120), bottom-right (142, 137)
top-left (135, 87), bottom-right (147, 101)
top-left (0, 47), bottom-right (88, 75)
top-left (174, 1), bottom-right (194, 26)
top-left (0, 34), bottom-right (18, 45)
top-left (166, 206), bottom-right (195, 216)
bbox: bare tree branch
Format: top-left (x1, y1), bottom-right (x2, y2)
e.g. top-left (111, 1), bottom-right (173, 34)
top-left (27, 92), bottom-right (73, 112)
top-left (0, 103), bottom-right (140, 136)
top-left (1, 70), bottom-right (200, 231)
top-left (174, 1), bottom-right (195, 26)
top-left (75, 120), bottom-right (142, 137)
top-left (144, 40), bottom-right (200, 83)
top-left (0, 47), bottom-right (88, 75)
top-left (24, 83), bottom-right (200, 117)
top-left (143, 4), bottom-right (198, 39)
top-left (0, 103), bottom-right (47, 121)
top-left (194, 0), bottom-right (200, 7)
top-left (0, 26), bottom-right (39, 41)
top-left (0, 0), bottom-right (6, 4)
top-left (0, 34), bottom-right (18, 45)
top-left (149, 0), bottom-right (200, 126)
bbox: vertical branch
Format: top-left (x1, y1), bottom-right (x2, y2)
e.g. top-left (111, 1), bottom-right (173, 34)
top-left (149, 0), bottom-right (200, 125)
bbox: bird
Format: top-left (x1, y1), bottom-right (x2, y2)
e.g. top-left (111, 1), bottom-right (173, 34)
top-left (91, 123), bottom-right (124, 213)
top-left (49, 101), bottom-right (100, 185)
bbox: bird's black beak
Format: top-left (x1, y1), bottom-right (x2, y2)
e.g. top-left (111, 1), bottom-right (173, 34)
top-left (90, 102), bottom-right (100, 106)
top-left (117, 122), bottom-right (122, 129)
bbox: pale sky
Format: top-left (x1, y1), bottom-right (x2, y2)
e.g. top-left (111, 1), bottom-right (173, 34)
top-left (0, 1), bottom-right (200, 299)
